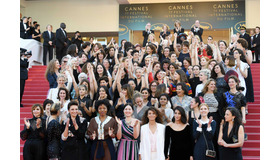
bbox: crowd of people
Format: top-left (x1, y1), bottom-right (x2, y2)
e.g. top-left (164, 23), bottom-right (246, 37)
top-left (20, 17), bottom-right (260, 160)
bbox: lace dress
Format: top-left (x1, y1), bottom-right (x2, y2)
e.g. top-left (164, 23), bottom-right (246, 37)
top-left (47, 119), bottom-right (62, 159)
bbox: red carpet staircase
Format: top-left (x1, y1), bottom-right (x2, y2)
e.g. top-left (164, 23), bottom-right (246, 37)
top-left (242, 63), bottom-right (260, 160)
top-left (20, 64), bottom-right (260, 160)
top-left (20, 65), bottom-right (49, 160)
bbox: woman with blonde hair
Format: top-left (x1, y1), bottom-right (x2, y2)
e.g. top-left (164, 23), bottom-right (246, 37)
top-left (45, 59), bottom-right (60, 89)
top-left (46, 103), bottom-right (62, 160)
top-left (195, 69), bottom-right (211, 96)
top-left (193, 103), bottom-right (216, 160)
top-left (147, 33), bottom-right (158, 49)
top-left (160, 24), bottom-right (170, 40)
top-left (174, 20), bottom-right (185, 44)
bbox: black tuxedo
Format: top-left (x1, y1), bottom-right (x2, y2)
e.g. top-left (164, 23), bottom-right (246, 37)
top-left (240, 33), bottom-right (251, 50)
top-left (142, 30), bottom-right (154, 47)
top-left (42, 31), bottom-right (55, 65)
top-left (20, 58), bottom-right (29, 106)
top-left (55, 28), bottom-right (68, 62)
top-left (191, 27), bottom-right (203, 42)
top-left (20, 22), bottom-right (28, 39)
top-left (253, 33), bottom-right (260, 62)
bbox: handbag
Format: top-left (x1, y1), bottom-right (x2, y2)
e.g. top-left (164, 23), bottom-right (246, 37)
top-left (232, 133), bottom-right (248, 143)
top-left (202, 130), bottom-right (216, 158)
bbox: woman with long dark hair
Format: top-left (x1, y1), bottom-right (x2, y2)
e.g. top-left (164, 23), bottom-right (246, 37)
top-left (157, 93), bottom-right (174, 125)
top-left (45, 59), bottom-right (60, 89)
top-left (139, 107), bottom-right (165, 160)
top-left (164, 106), bottom-right (193, 160)
top-left (222, 75), bottom-right (247, 124)
top-left (211, 63), bottom-right (227, 100)
top-left (218, 107), bottom-right (244, 160)
top-left (114, 84), bottom-right (133, 120)
top-left (169, 69), bottom-right (192, 97)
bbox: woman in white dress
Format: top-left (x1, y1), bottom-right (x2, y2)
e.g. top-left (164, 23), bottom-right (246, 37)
top-left (233, 49), bottom-right (248, 96)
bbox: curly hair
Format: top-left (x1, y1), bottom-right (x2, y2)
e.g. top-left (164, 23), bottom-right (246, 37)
top-left (141, 107), bottom-right (163, 125)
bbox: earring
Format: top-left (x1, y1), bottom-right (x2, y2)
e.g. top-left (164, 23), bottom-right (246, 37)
top-left (232, 118), bottom-right (234, 122)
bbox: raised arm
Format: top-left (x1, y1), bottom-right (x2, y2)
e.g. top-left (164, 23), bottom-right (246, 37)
top-left (214, 41), bottom-right (223, 63)
top-left (245, 50), bottom-right (253, 65)
top-left (114, 47), bottom-right (120, 65)
top-left (190, 38), bottom-right (199, 66)
top-left (112, 64), bottom-right (122, 93)
top-left (87, 63), bottom-right (95, 99)
top-left (173, 33), bottom-right (180, 57)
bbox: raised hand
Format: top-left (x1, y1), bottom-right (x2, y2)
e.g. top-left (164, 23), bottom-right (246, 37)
top-left (36, 118), bottom-right (41, 129)
top-left (208, 116), bottom-right (213, 128)
top-left (80, 101), bottom-right (86, 109)
top-left (24, 118), bottom-right (30, 129)
top-left (195, 116), bottom-right (202, 128)
top-left (92, 131), bottom-right (96, 140)
top-left (115, 116), bottom-right (122, 126)
top-left (108, 127), bottom-right (114, 137)
top-left (131, 119), bottom-right (139, 128)
top-left (66, 118), bottom-right (70, 127)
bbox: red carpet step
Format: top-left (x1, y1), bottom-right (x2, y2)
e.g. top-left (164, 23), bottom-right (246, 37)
top-left (20, 64), bottom-right (261, 160)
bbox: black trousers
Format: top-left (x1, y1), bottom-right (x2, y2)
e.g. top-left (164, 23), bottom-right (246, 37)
top-left (255, 47), bottom-right (260, 62)
top-left (20, 79), bottom-right (26, 104)
top-left (56, 46), bottom-right (66, 63)
top-left (23, 139), bottom-right (46, 160)
top-left (43, 45), bottom-right (54, 65)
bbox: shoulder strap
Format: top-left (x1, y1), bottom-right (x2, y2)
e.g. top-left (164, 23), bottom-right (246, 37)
top-left (202, 129), bottom-right (215, 150)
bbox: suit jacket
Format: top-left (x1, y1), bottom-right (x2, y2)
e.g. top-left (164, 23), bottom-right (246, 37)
top-left (20, 22), bottom-right (28, 39)
top-left (142, 30), bottom-right (154, 47)
top-left (240, 33), bottom-right (251, 50)
top-left (42, 31), bottom-right (55, 47)
top-left (20, 58), bottom-right (29, 80)
top-left (253, 33), bottom-right (260, 49)
top-left (191, 27), bottom-right (203, 42)
top-left (55, 28), bottom-right (68, 48)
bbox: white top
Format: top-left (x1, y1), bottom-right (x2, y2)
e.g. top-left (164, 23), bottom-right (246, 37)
top-left (46, 72), bottom-right (72, 102)
top-left (195, 83), bottom-right (205, 96)
top-left (235, 60), bottom-right (249, 96)
top-left (139, 123), bottom-right (165, 160)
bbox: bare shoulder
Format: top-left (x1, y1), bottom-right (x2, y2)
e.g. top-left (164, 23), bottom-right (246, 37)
top-left (166, 122), bottom-right (173, 127)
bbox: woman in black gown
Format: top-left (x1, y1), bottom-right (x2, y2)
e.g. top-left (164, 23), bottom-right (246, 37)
top-left (164, 106), bottom-right (194, 160)
top-left (32, 24), bottom-right (41, 42)
top-left (20, 104), bottom-right (46, 160)
top-left (61, 101), bottom-right (88, 160)
top-left (218, 107), bottom-right (244, 160)
top-left (46, 103), bottom-right (62, 160)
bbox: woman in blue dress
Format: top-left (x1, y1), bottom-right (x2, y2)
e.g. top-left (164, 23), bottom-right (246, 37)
top-left (193, 103), bottom-right (216, 160)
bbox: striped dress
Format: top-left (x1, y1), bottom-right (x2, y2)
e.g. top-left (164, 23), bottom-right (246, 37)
top-left (117, 119), bottom-right (139, 160)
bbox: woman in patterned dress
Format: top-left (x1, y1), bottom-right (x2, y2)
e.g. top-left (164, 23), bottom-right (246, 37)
top-left (116, 103), bottom-right (140, 160)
